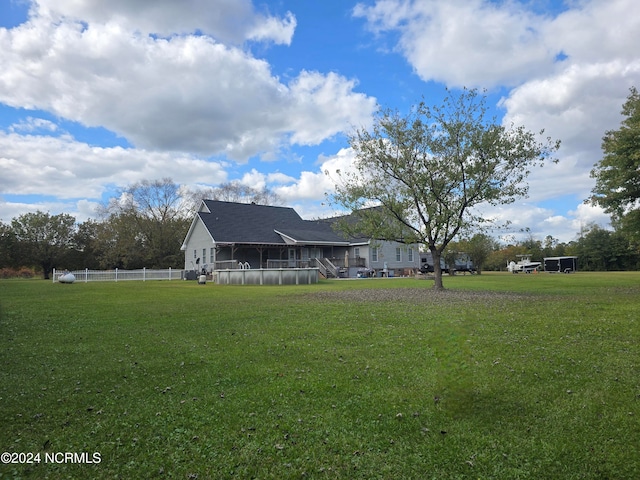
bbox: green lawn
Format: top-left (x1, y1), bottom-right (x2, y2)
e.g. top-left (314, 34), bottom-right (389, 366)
top-left (1, 273), bottom-right (639, 479)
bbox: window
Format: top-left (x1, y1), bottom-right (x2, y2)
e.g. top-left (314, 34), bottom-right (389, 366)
top-left (408, 248), bottom-right (414, 262)
top-left (193, 249), bottom-right (197, 259)
top-left (203, 249), bottom-right (206, 263)
top-left (354, 247), bottom-right (360, 258)
top-left (372, 247), bottom-right (378, 262)
top-left (210, 248), bottom-right (215, 264)
top-left (396, 247), bottom-right (402, 262)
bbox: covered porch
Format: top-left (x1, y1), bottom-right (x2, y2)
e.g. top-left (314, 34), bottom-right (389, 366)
top-left (207, 243), bottom-right (353, 270)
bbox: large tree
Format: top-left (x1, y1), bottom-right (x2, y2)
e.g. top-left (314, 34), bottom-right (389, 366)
top-left (100, 178), bottom-right (190, 268)
top-left (571, 224), bottom-right (636, 271)
top-left (589, 86), bottom-right (640, 244)
top-left (0, 221), bottom-right (16, 268)
top-left (330, 89), bottom-right (559, 289)
top-left (10, 211), bottom-right (77, 279)
top-left (461, 233), bottom-right (498, 274)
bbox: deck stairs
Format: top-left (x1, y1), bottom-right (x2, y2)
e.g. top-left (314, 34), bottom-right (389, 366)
top-left (314, 258), bottom-right (339, 279)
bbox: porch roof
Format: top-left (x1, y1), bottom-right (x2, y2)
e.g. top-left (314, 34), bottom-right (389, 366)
top-left (274, 228), bottom-right (350, 246)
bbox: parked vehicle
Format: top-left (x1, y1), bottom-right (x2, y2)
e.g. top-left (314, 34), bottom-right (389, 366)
top-left (543, 256), bottom-right (578, 273)
top-left (419, 252), bottom-right (476, 274)
top-left (507, 254), bottom-right (541, 273)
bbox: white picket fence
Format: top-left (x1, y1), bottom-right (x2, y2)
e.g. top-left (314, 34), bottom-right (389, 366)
top-left (53, 267), bottom-right (183, 283)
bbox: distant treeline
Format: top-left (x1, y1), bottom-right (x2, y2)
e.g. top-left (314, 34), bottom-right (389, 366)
top-left (1, 180), bottom-right (638, 279)
top-left (0, 179), bottom-right (281, 279)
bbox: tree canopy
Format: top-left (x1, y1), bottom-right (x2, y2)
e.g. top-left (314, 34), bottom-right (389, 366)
top-left (97, 178), bottom-right (191, 268)
top-left (10, 211), bottom-right (77, 279)
top-left (329, 88), bottom-right (560, 289)
top-left (590, 86), bottom-right (640, 244)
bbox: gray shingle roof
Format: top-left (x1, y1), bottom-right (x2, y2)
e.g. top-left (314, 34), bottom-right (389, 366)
top-left (198, 200), bottom-right (348, 245)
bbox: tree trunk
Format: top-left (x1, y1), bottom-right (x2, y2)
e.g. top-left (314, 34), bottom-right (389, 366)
top-left (41, 260), bottom-right (52, 280)
top-left (431, 247), bottom-right (445, 290)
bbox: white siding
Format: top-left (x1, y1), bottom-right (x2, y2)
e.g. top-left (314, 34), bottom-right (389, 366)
top-left (183, 219), bottom-right (215, 270)
top-left (368, 241), bottom-right (420, 271)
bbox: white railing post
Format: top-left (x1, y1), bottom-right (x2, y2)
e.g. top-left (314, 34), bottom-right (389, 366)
top-left (52, 268), bottom-right (56, 283)
top-left (143, 267), bottom-right (146, 282)
top-left (85, 268), bottom-right (89, 283)
top-left (115, 268), bottom-right (118, 282)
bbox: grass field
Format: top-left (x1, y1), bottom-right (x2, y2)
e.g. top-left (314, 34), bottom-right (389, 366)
top-left (1, 272), bottom-right (639, 479)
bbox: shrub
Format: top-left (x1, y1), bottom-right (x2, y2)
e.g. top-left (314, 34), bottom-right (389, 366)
top-left (0, 267), bottom-right (36, 279)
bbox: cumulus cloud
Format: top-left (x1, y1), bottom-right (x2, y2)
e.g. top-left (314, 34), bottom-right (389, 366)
top-left (355, 0), bottom-right (640, 87)
top-left (536, 202), bottom-right (612, 243)
top-left (33, 0), bottom-right (296, 45)
top-left (470, 198), bottom-right (612, 244)
top-left (353, 0), bottom-right (640, 143)
top-left (228, 148), bottom-right (359, 219)
top-left (354, 0), bottom-right (556, 88)
top-left (500, 60), bottom-right (640, 211)
top-left (0, 131), bottom-right (227, 199)
top-left (501, 60), bottom-right (640, 152)
top-left (274, 148), bottom-right (357, 202)
top-left (0, 2), bottom-right (375, 161)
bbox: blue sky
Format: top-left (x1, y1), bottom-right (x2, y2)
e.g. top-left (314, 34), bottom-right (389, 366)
top-left (1, 0), bottom-right (639, 243)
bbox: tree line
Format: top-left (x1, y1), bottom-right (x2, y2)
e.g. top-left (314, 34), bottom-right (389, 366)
top-left (0, 180), bottom-right (280, 279)
top-left (3, 203), bottom-right (636, 280)
top-left (447, 226), bottom-right (639, 274)
top-left (3, 197), bottom-right (638, 280)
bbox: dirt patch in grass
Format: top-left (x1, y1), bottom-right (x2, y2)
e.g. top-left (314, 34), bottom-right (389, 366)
top-left (304, 288), bottom-right (531, 306)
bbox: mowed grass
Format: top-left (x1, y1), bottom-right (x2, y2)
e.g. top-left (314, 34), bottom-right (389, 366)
top-left (1, 273), bottom-right (639, 479)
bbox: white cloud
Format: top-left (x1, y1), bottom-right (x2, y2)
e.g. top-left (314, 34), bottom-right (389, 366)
top-left (236, 169), bottom-right (299, 190)
top-left (0, 195), bottom-right (98, 223)
top-left (0, 3), bottom-right (375, 161)
top-left (286, 71), bottom-right (375, 145)
top-left (239, 169), bottom-right (268, 190)
top-left (546, 0), bottom-right (640, 65)
top-left (76, 198), bottom-right (101, 221)
top-left (0, 198), bottom-right (43, 223)
top-left (354, 0), bottom-right (556, 88)
top-left (475, 199), bottom-right (612, 244)
top-left (246, 11), bottom-right (297, 45)
top-left (267, 172), bottom-right (297, 185)
top-left (355, 0), bottom-right (640, 88)
top-left (10, 117), bottom-right (58, 133)
top-left (501, 60), bottom-right (640, 206)
top-left (568, 202), bottom-right (611, 230)
top-left (274, 147), bottom-right (357, 202)
top-left (33, 0), bottom-right (296, 45)
top-left (536, 202), bottom-right (612, 243)
top-left (0, 131), bottom-right (227, 199)
top-left (501, 60), bottom-right (640, 152)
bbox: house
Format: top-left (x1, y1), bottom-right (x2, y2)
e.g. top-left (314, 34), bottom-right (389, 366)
top-left (181, 200), bottom-right (420, 278)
